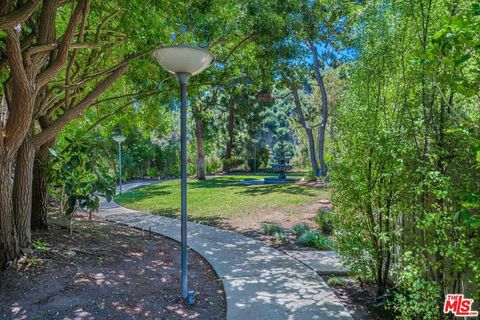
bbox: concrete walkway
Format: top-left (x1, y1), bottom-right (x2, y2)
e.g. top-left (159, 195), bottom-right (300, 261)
top-left (98, 180), bottom-right (352, 320)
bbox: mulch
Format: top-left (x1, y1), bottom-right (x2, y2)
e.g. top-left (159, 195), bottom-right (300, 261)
top-left (0, 211), bottom-right (226, 320)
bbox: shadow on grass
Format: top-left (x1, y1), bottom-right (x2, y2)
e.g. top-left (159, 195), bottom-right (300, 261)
top-left (188, 176), bottom-right (245, 190)
top-left (117, 184), bottom-right (172, 203)
top-left (151, 208), bottom-right (230, 229)
top-left (237, 184), bottom-right (320, 197)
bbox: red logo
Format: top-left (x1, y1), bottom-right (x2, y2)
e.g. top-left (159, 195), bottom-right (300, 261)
top-left (444, 294), bottom-right (478, 317)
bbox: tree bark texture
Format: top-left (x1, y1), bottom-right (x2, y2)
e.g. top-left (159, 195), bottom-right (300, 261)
top-left (194, 111), bottom-right (206, 180)
top-left (13, 137), bottom-right (35, 249)
top-left (0, 155), bottom-right (19, 268)
top-left (31, 139), bottom-right (55, 230)
top-left (308, 41), bottom-right (328, 176)
top-left (224, 99), bottom-right (235, 172)
top-left (0, 0), bottom-right (126, 266)
top-left (291, 86), bottom-right (319, 175)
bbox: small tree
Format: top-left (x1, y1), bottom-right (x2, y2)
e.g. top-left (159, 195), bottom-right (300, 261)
top-left (49, 137), bottom-right (115, 234)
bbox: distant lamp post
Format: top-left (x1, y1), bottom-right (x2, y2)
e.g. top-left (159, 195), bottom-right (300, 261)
top-left (252, 138), bottom-right (259, 173)
top-left (152, 45), bottom-right (213, 303)
top-left (113, 135), bottom-right (127, 194)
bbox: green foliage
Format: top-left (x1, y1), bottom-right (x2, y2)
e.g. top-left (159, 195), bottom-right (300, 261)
top-left (222, 157), bottom-right (245, 171)
top-left (331, 0), bottom-right (480, 316)
top-left (262, 223), bottom-right (283, 236)
top-left (26, 256), bottom-right (39, 267)
top-left (291, 223), bottom-right (311, 237)
top-left (147, 167), bottom-right (159, 179)
top-left (273, 230), bottom-right (287, 244)
top-left (32, 240), bottom-right (48, 254)
top-left (296, 231), bottom-right (331, 250)
top-left (392, 253), bottom-right (442, 320)
top-left (315, 208), bottom-right (332, 235)
top-left (49, 136), bottom-right (115, 229)
top-left (206, 155), bottom-right (222, 175)
top-left (326, 277), bottom-right (347, 287)
top-left (304, 171), bottom-right (317, 182)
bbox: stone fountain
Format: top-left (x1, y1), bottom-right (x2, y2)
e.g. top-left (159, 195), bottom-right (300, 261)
top-left (264, 141), bottom-right (296, 184)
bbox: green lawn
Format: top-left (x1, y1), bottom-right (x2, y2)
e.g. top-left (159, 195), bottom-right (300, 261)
top-left (115, 174), bottom-right (329, 230)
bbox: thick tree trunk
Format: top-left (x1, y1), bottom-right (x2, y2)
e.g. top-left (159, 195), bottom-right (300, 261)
top-left (224, 99), bottom-right (235, 172)
top-left (308, 41), bottom-right (328, 176)
top-left (0, 154), bottom-right (19, 268)
top-left (291, 86), bottom-right (319, 175)
top-left (31, 140), bottom-right (54, 230)
top-left (13, 138), bottom-right (35, 249)
top-left (194, 112), bottom-right (206, 180)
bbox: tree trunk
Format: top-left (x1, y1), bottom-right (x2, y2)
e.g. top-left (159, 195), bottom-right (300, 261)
top-left (0, 154), bottom-right (19, 268)
top-left (308, 40), bottom-right (328, 176)
top-left (225, 99), bottom-right (235, 159)
top-left (12, 138), bottom-right (35, 249)
top-left (291, 86), bottom-right (319, 175)
top-left (194, 110), bottom-right (206, 180)
top-left (31, 140), bottom-right (54, 230)
top-left (224, 98), bottom-right (235, 172)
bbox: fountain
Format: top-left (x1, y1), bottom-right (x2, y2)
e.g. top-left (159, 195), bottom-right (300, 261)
top-left (264, 141), bottom-right (297, 184)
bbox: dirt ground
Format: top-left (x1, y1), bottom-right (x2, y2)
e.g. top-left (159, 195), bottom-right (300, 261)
top-left (0, 212), bottom-right (226, 320)
top-left (324, 276), bottom-right (395, 320)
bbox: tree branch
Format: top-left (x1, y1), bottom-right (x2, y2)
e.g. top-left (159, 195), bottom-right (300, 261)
top-left (5, 29), bottom-right (29, 86)
top-left (33, 64), bottom-right (128, 148)
top-left (221, 32), bottom-right (258, 63)
top-left (0, 0), bottom-right (42, 29)
top-left (36, 0), bottom-right (89, 89)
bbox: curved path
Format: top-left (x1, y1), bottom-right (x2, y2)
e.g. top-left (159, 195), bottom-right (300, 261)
top-left (99, 180), bottom-right (352, 320)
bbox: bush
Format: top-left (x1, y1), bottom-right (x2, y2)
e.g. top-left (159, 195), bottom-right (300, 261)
top-left (291, 223), bottom-right (311, 237)
top-left (273, 230), bottom-right (287, 244)
top-left (326, 277), bottom-right (347, 287)
top-left (316, 208), bottom-right (333, 235)
top-left (296, 231), bottom-right (331, 249)
top-left (247, 158), bottom-right (261, 172)
top-left (392, 252), bottom-right (442, 320)
top-left (304, 170), bottom-right (317, 182)
top-left (32, 239), bottom-right (48, 253)
top-left (147, 167), bottom-right (158, 178)
top-left (262, 223), bottom-right (283, 236)
top-left (206, 155), bottom-right (222, 174)
top-left (223, 157), bottom-right (245, 172)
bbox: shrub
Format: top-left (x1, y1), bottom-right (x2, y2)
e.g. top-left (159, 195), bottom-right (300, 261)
top-left (206, 155), bottom-right (222, 174)
top-left (147, 167), bottom-right (158, 178)
top-left (273, 230), bottom-right (287, 244)
top-left (304, 170), bottom-right (317, 182)
top-left (316, 207), bottom-right (333, 235)
top-left (262, 223), bottom-right (283, 236)
top-left (297, 231), bottom-right (331, 249)
top-left (32, 239), bottom-right (48, 253)
top-left (392, 252), bottom-right (442, 320)
top-left (291, 223), bottom-right (311, 237)
top-left (222, 157), bottom-right (244, 172)
top-left (326, 277), bottom-right (347, 287)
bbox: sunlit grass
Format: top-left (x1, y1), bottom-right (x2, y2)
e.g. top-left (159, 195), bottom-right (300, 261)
top-left (115, 174), bottom-right (329, 225)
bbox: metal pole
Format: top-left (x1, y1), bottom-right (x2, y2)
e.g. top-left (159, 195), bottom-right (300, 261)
top-left (178, 72), bottom-right (190, 301)
top-left (118, 141), bottom-right (123, 194)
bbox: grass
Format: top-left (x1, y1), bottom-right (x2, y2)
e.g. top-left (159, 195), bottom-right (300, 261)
top-left (115, 174), bottom-right (329, 228)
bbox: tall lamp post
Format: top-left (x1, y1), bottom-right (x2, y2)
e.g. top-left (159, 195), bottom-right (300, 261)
top-left (152, 45), bottom-right (213, 303)
top-left (113, 135), bottom-right (127, 194)
top-left (252, 138), bottom-right (258, 173)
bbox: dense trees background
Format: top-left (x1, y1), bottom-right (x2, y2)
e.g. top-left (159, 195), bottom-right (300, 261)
top-left (0, 0), bottom-right (478, 318)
